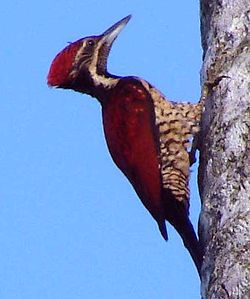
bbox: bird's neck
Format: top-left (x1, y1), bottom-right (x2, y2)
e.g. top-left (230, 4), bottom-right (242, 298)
top-left (73, 70), bottom-right (120, 102)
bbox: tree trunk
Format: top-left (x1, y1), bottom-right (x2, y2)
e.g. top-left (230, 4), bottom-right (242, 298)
top-left (199, 1), bottom-right (250, 298)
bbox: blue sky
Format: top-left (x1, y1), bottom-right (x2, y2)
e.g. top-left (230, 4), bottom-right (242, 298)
top-left (1, 1), bottom-right (202, 298)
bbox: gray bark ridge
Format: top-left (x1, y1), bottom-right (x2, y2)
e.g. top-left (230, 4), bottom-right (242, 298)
top-left (199, 1), bottom-right (250, 299)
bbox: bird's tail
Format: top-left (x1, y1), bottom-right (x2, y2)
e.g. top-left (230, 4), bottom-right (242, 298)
top-left (163, 191), bottom-right (203, 277)
top-left (173, 216), bottom-right (203, 278)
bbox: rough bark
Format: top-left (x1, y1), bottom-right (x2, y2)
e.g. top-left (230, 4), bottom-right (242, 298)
top-left (199, 1), bottom-right (250, 298)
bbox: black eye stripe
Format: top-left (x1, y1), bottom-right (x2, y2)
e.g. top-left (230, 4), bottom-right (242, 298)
top-left (87, 40), bottom-right (94, 46)
top-left (84, 39), bottom-right (95, 54)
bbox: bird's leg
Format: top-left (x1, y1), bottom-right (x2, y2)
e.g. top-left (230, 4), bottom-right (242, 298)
top-left (189, 135), bottom-right (199, 167)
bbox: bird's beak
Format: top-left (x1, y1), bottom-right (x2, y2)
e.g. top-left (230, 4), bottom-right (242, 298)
top-left (100, 15), bottom-right (131, 48)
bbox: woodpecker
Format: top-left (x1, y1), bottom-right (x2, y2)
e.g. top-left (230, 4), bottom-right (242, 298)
top-left (47, 15), bottom-right (204, 275)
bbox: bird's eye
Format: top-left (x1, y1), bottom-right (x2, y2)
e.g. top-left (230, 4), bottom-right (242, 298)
top-left (87, 40), bottom-right (94, 47)
top-left (85, 39), bottom-right (95, 53)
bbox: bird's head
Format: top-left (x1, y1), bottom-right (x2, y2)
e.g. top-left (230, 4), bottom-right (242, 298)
top-left (47, 15), bottom-right (131, 99)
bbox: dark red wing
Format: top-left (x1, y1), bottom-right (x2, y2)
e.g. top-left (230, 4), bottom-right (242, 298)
top-left (102, 77), bottom-right (166, 231)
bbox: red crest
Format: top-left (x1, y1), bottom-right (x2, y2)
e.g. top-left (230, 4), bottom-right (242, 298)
top-left (47, 39), bottom-right (83, 87)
